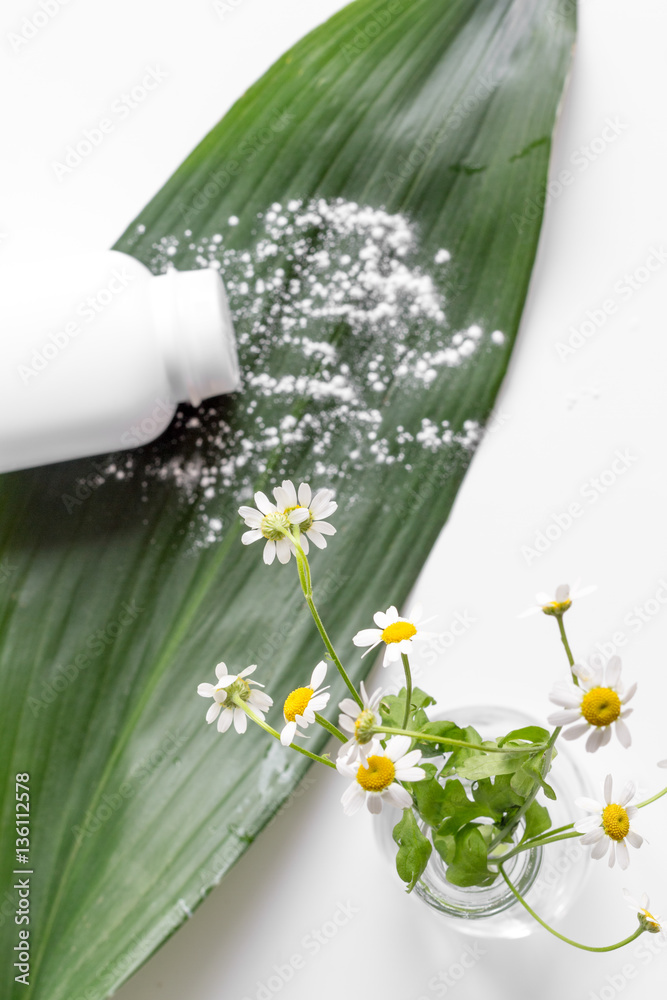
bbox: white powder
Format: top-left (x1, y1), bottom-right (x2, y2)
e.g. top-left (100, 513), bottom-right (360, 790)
top-left (104, 198), bottom-right (504, 548)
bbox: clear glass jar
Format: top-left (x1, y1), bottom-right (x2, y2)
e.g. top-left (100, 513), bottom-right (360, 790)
top-left (376, 705), bottom-right (592, 938)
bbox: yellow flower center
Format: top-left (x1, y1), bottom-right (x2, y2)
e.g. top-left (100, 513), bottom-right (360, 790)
top-left (602, 803), bottom-right (630, 841)
top-left (542, 599), bottom-right (572, 616)
top-left (261, 511), bottom-right (291, 541)
top-left (356, 755), bottom-right (395, 792)
top-left (381, 621), bottom-right (417, 645)
top-left (284, 687), bottom-right (314, 722)
top-left (284, 505), bottom-right (313, 531)
top-left (581, 687), bottom-right (621, 727)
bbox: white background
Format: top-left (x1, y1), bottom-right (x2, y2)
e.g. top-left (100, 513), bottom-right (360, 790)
top-left (3, 0), bottom-right (667, 998)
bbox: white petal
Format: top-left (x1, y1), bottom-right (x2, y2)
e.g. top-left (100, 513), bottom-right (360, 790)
top-left (626, 805), bottom-right (639, 819)
top-left (313, 503), bottom-right (337, 522)
top-left (197, 682), bottom-right (216, 698)
top-left (616, 839), bottom-right (630, 870)
top-left (395, 749), bottom-right (423, 770)
top-left (310, 693), bottom-right (330, 713)
top-left (386, 735), bottom-right (411, 761)
top-left (548, 709), bottom-right (582, 726)
top-left (585, 727), bottom-right (607, 753)
top-left (618, 780), bottom-right (636, 806)
top-left (241, 529), bottom-right (263, 546)
top-left (233, 709), bottom-right (248, 734)
top-left (263, 540), bottom-right (276, 565)
top-left (606, 656), bottom-right (622, 687)
top-left (215, 661), bottom-right (228, 680)
top-left (205, 702), bottom-right (222, 724)
top-left (353, 629), bottom-right (381, 648)
top-left (239, 665), bottom-right (257, 678)
top-left (339, 698), bottom-right (358, 716)
top-left (275, 537), bottom-right (293, 564)
top-left (297, 482), bottom-right (312, 507)
top-left (366, 793), bottom-right (384, 814)
top-left (607, 842), bottom-right (617, 868)
top-left (395, 766), bottom-right (426, 783)
top-left (272, 486), bottom-right (291, 510)
top-left (622, 682), bottom-right (638, 704)
top-left (281, 721), bottom-right (297, 746)
top-left (254, 491), bottom-right (275, 515)
top-left (341, 782), bottom-right (365, 816)
top-left (549, 688), bottom-right (582, 710)
top-left (615, 718), bottom-right (632, 749)
top-left (339, 715), bottom-right (355, 734)
top-left (382, 644), bottom-right (400, 666)
top-left (562, 721), bottom-right (590, 741)
top-left (306, 527), bottom-right (327, 549)
top-left (336, 755), bottom-right (357, 777)
top-left (250, 691), bottom-right (273, 712)
top-left (238, 505), bottom-right (262, 524)
top-left (626, 829), bottom-right (643, 849)
top-left (310, 660), bottom-right (327, 689)
top-left (604, 774), bottom-right (614, 803)
top-left (577, 796), bottom-right (603, 813)
top-left (217, 708), bottom-right (233, 732)
top-left (580, 827), bottom-right (604, 843)
top-left (591, 837), bottom-right (610, 860)
top-left (383, 783), bottom-right (412, 810)
top-left (309, 489), bottom-right (334, 515)
top-left (373, 611), bottom-right (390, 628)
top-left (312, 519), bottom-right (336, 535)
top-left (555, 584), bottom-right (570, 602)
top-left (288, 507), bottom-right (310, 525)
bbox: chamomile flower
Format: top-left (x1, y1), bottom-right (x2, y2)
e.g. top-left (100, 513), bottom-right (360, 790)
top-left (197, 663), bottom-right (273, 734)
top-left (518, 581), bottom-right (596, 618)
top-left (337, 681), bottom-right (386, 765)
top-left (548, 656), bottom-right (636, 752)
top-left (280, 661), bottom-right (330, 746)
top-left (352, 605), bottom-right (434, 667)
top-left (239, 491), bottom-right (309, 565)
top-left (272, 480), bottom-right (337, 554)
top-left (337, 735), bottom-right (426, 815)
top-left (623, 890), bottom-right (664, 935)
top-left (574, 774), bottom-right (643, 870)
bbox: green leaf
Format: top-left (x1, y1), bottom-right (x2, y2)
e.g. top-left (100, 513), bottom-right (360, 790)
top-left (498, 726), bottom-right (549, 747)
top-left (445, 824), bottom-right (497, 888)
top-left (393, 809), bottom-right (432, 892)
top-left (380, 687), bottom-right (436, 730)
top-left (433, 777), bottom-right (502, 836)
top-left (521, 800), bottom-right (552, 842)
top-left (438, 725), bottom-right (484, 775)
top-left (0, 0), bottom-right (575, 996)
top-left (454, 748), bottom-right (535, 780)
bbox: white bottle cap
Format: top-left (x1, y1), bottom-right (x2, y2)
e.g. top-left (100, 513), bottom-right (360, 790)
top-left (150, 266), bottom-right (240, 406)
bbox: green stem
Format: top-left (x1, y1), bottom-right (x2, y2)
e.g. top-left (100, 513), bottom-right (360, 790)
top-left (556, 613), bottom-right (578, 684)
top-left (315, 712), bottom-right (346, 742)
top-left (520, 821), bottom-right (574, 846)
top-left (401, 653), bottom-right (412, 730)
top-left (487, 726), bottom-right (561, 852)
top-left (289, 530), bottom-right (363, 709)
top-left (637, 784), bottom-right (667, 809)
top-left (497, 829), bottom-right (581, 863)
top-left (238, 701), bottom-right (336, 769)
top-left (499, 867), bottom-right (644, 952)
top-left (374, 726), bottom-right (545, 754)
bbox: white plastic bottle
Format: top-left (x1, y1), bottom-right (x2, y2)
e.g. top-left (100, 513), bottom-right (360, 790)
top-left (0, 250), bottom-right (240, 474)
